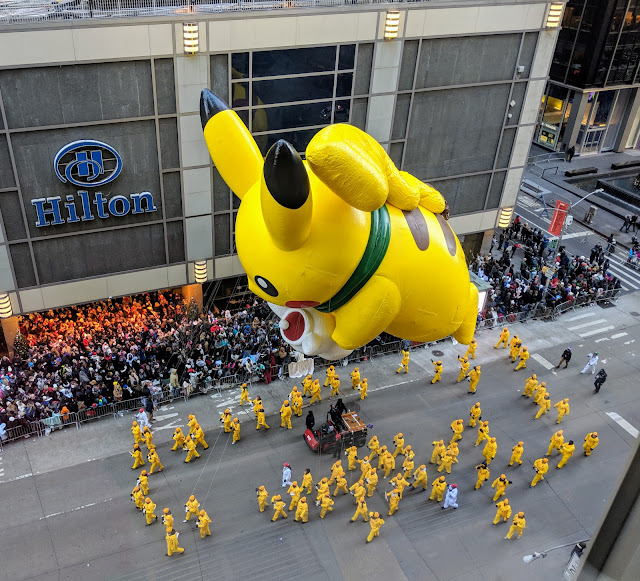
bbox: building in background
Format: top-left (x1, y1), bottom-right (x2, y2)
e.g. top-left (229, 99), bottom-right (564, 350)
top-left (0, 0), bottom-right (563, 348)
top-left (535, 0), bottom-right (640, 154)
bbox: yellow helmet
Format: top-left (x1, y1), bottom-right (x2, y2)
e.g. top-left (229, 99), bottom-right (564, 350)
top-left (199, 510), bottom-right (206, 516)
top-left (373, 512), bottom-right (379, 518)
top-left (163, 508), bottom-right (170, 514)
top-left (145, 497), bottom-right (152, 504)
top-left (132, 421), bottom-right (138, 426)
top-left (284, 400), bottom-right (289, 405)
top-left (189, 495), bottom-right (195, 501)
top-left (300, 497), bottom-right (307, 503)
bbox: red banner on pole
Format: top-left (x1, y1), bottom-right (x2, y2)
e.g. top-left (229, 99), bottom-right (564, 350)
top-left (549, 200), bottom-right (569, 236)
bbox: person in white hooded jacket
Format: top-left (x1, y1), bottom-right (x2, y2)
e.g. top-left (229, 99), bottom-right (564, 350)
top-left (581, 352), bottom-right (599, 375)
top-left (442, 483), bottom-right (458, 510)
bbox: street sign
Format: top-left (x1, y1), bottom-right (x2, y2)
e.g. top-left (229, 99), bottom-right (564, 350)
top-left (549, 200), bottom-right (570, 236)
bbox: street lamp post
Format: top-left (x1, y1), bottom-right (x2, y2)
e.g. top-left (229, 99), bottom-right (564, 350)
top-left (553, 188), bottom-right (604, 254)
top-left (522, 539), bottom-right (589, 564)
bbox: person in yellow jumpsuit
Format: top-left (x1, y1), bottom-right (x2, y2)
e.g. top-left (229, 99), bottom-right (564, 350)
top-left (366, 512), bottom-right (385, 542)
top-left (377, 446), bottom-right (389, 469)
top-left (333, 475), bottom-right (349, 497)
top-left (193, 424), bottom-right (209, 450)
top-left (220, 409), bottom-right (233, 433)
top-left (530, 457), bottom-right (549, 487)
top-left (583, 432), bottom-right (599, 456)
top-left (347, 446), bottom-right (358, 471)
top-left (315, 477), bottom-right (330, 503)
top-left (431, 360), bottom-right (443, 384)
top-left (533, 382), bottom-right (547, 405)
top-left (509, 442), bottom-right (524, 466)
top-left (292, 390), bottom-right (303, 417)
top-left (131, 421), bottom-right (142, 445)
top-left (483, 437), bottom-right (497, 465)
top-left (302, 375), bottom-right (313, 397)
top-left (390, 472), bottom-right (410, 499)
top-left (386, 488), bottom-right (401, 516)
top-left (350, 479), bottom-right (366, 501)
top-left (457, 355), bottom-right (470, 383)
top-left (404, 444), bottom-right (415, 462)
top-left (475, 462), bottom-right (490, 489)
top-left (469, 402), bottom-right (482, 427)
top-left (431, 440), bottom-right (446, 464)
top-left (324, 365), bottom-right (336, 387)
top-left (142, 426), bottom-right (154, 450)
top-left (143, 497), bottom-right (158, 526)
top-left (437, 451), bottom-right (455, 474)
top-left (183, 435), bottom-right (200, 463)
top-left (381, 449), bottom-right (396, 478)
top-left (556, 440), bottom-right (575, 469)
top-left (402, 454), bottom-right (415, 480)
top-left (515, 346), bottom-right (529, 371)
top-left (280, 400), bottom-right (293, 429)
top-left (412, 465), bottom-right (428, 491)
top-left (505, 512), bottom-right (526, 540)
top-left (467, 366), bottom-right (481, 394)
top-left (491, 474), bottom-right (512, 501)
top-left (464, 338), bottom-right (478, 360)
top-left (239, 382), bottom-right (251, 406)
top-left (147, 446), bottom-right (164, 474)
top-left (358, 377), bottom-right (368, 400)
top-left (397, 350), bottom-right (410, 374)
top-left (392, 433), bottom-right (405, 457)
top-left (161, 508), bottom-right (173, 532)
top-left (256, 408), bottom-right (270, 430)
top-left (287, 481), bottom-right (301, 510)
top-left (350, 367), bottom-right (361, 390)
top-left (328, 460), bottom-right (345, 485)
top-left (329, 375), bottom-right (341, 398)
top-left (319, 491), bottom-right (335, 518)
top-left (165, 528), bottom-right (184, 556)
top-left (184, 495), bottom-right (200, 522)
top-left (172, 427), bottom-right (185, 451)
top-left (131, 444), bottom-right (145, 470)
top-left (131, 486), bottom-right (144, 510)
top-left (534, 394), bottom-right (551, 420)
top-left (546, 430), bottom-right (564, 456)
top-left (196, 509), bottom-right (212, 539)
top-left (137, 470), bottom-right (149, 495)
top-left (446, 442), bottom-right (459, 464)
top-left (366, 468), bottom-right (379, 497)
top-left (271, 495), bottom-right (287, 521)
top-left (493, 498), bottom-right (512, 524)
top-left (475, 420), bottom-right (490, 447)
top-left (252, 396), bottom-right (263, 415)
top-left (367, 435), bottom-right (381, 462)
top-left (302, 468), bottom-right (313, 494)
top-left (187, 414), bottom-right (198, 437)
top-left (350, 497), bottom-right (369, 522)
top-left (295, 497), bottom-right (309, 523)
top-left (231, 417), bottom-right (241, 444)
top-left (450, 419), bottom-right (464, 443)
top-left (494, 326), bottom-right (510, 349)
top-left (429, 475), bottom-right (447, 502)
top-left (509, 335), bottom-right (522, 362)
top-left (523, 374), bottom-right (538, 398)
top-left (554, 398), bottom-right (570, 424)
top-left (256, 485), bottom-right (269, 512)
top-left (309, 380), bottom-right (322, 405)
top-left (358, 456), bottom-right (372, 481)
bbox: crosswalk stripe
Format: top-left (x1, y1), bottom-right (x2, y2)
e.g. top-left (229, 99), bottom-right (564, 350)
top-left (568, 319), bottom-right (608, 331)
top-left (607, 263), bottom-right (640, 289)
top-left (610, 333), bottom-right (628, 339)
top-left (606, 412), bottom-right (639, 438)
top-left (579, 325), bottom-right (615, 338)
top-left (531, 353), bottom-right (555, 370)
top-left (563, 231), bottom-right (592, 239)
top-left (565, 312), bottom-right (596, 322)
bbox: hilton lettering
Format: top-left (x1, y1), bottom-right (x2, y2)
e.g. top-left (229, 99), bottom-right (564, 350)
top-left (31, 191), bottom-right (157, 227)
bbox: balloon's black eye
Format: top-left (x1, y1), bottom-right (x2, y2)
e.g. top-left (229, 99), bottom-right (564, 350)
top-left (254, 276), bottom-right (278, 297)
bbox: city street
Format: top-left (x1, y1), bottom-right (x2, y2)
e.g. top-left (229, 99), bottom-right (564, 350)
top-left (2, 294), bottom-right (640, 581)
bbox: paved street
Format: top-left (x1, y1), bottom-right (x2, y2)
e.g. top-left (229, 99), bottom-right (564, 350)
top-left (2, 295), bottom-right (639, 581)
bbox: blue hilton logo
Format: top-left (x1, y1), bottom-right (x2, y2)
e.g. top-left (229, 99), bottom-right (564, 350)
top-left (32, 140), bottom-right (157, 227)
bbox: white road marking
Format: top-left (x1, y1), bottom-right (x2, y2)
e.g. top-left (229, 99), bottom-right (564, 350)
top-left (606, 412), bottom-right (639, 438)
top-left (606, 264), bottom-right (640, 289)
top-left (0, 472), bottom-right (33, 484)
top-left (154, 421), bottom-right (184, 432)
top-left (531, 354), bottom-right (555, 370)
top-left (563, 231), bottom-right (592, 239)
top-left (39, 498), bottom-right (113, 520)
top-left (568, 319), bottom-right (608, 331)
top-left (580, 326), bottom-right (616, 338)
top-left (152, 413), bottom-right (178, 422)
top-left (610, 333), bottom-right (628, 340)
top-left (594, 337), bottom-right (610, 343)
top-left (624, 339), bottom-right (636, 345)
top-left (565, 312), bottom-right (596, 322)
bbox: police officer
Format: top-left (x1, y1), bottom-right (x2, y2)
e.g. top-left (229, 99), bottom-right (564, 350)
top-left (594, 369), bottom-right (607, 393)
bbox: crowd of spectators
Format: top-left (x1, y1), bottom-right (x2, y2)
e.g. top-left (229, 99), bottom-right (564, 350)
top-left (472, 216), bottom-right (622, 324)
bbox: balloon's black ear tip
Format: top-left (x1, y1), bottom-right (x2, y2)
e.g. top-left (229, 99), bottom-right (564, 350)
top-left (200, 89), bottom-right (229, 129)
top-left (263, 141), bottom-right (309, 210)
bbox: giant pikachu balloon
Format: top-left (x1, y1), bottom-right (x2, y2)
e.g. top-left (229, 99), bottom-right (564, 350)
top-left (200, 89), bottom-right (478, 359)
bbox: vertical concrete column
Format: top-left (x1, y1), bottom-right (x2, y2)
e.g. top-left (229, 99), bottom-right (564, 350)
top-left (181, 284), bottom-right (203, 312)
top-left (1, 316), bottom-right (19, 356)
top-left (563, 91), bottom-right (589, 151)
top-left (614, 88), bottom-right (640, 152)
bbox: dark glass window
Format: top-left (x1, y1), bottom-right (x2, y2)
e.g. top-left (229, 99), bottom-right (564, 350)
top-left (252, 47), bottom-right (336, 77)
top-left (338, 45), bottom-right (356, 70)
top-left (336, 73), bottom-right (353, 97)
top-left (253, 75), bottom-right (335, 104)
top-left (256, 128), bottom-right (323, 156)
top-left (253, 101), bottom-right (333, 132)
top-left (232, 53), bottom-right (249, 78)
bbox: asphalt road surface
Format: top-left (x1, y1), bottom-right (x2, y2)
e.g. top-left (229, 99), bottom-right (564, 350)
top-left (2, 295), bottom-right (640, 581)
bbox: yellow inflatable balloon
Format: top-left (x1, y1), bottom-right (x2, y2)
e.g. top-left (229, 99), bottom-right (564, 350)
top-left (200, 89), bottom-right (478, 356)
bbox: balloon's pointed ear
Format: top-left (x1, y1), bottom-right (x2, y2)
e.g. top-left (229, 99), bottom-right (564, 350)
top-left (200, 89), bottom-right (262, 200)
top-left (260, 140), bottom-right (312, 251)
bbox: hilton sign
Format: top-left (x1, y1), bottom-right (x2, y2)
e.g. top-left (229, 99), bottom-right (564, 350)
top-left (32, 140), bottom-right (157, 227)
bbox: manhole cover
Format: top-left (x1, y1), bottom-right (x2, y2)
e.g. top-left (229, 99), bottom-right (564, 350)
top-left (630, 312), bottom-right (640, 317)
top-left (432, 350), bottom-right (444, 357)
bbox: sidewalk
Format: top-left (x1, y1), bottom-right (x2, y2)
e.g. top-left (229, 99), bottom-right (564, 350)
top-left (526, 144), bottom-right (639, 250)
